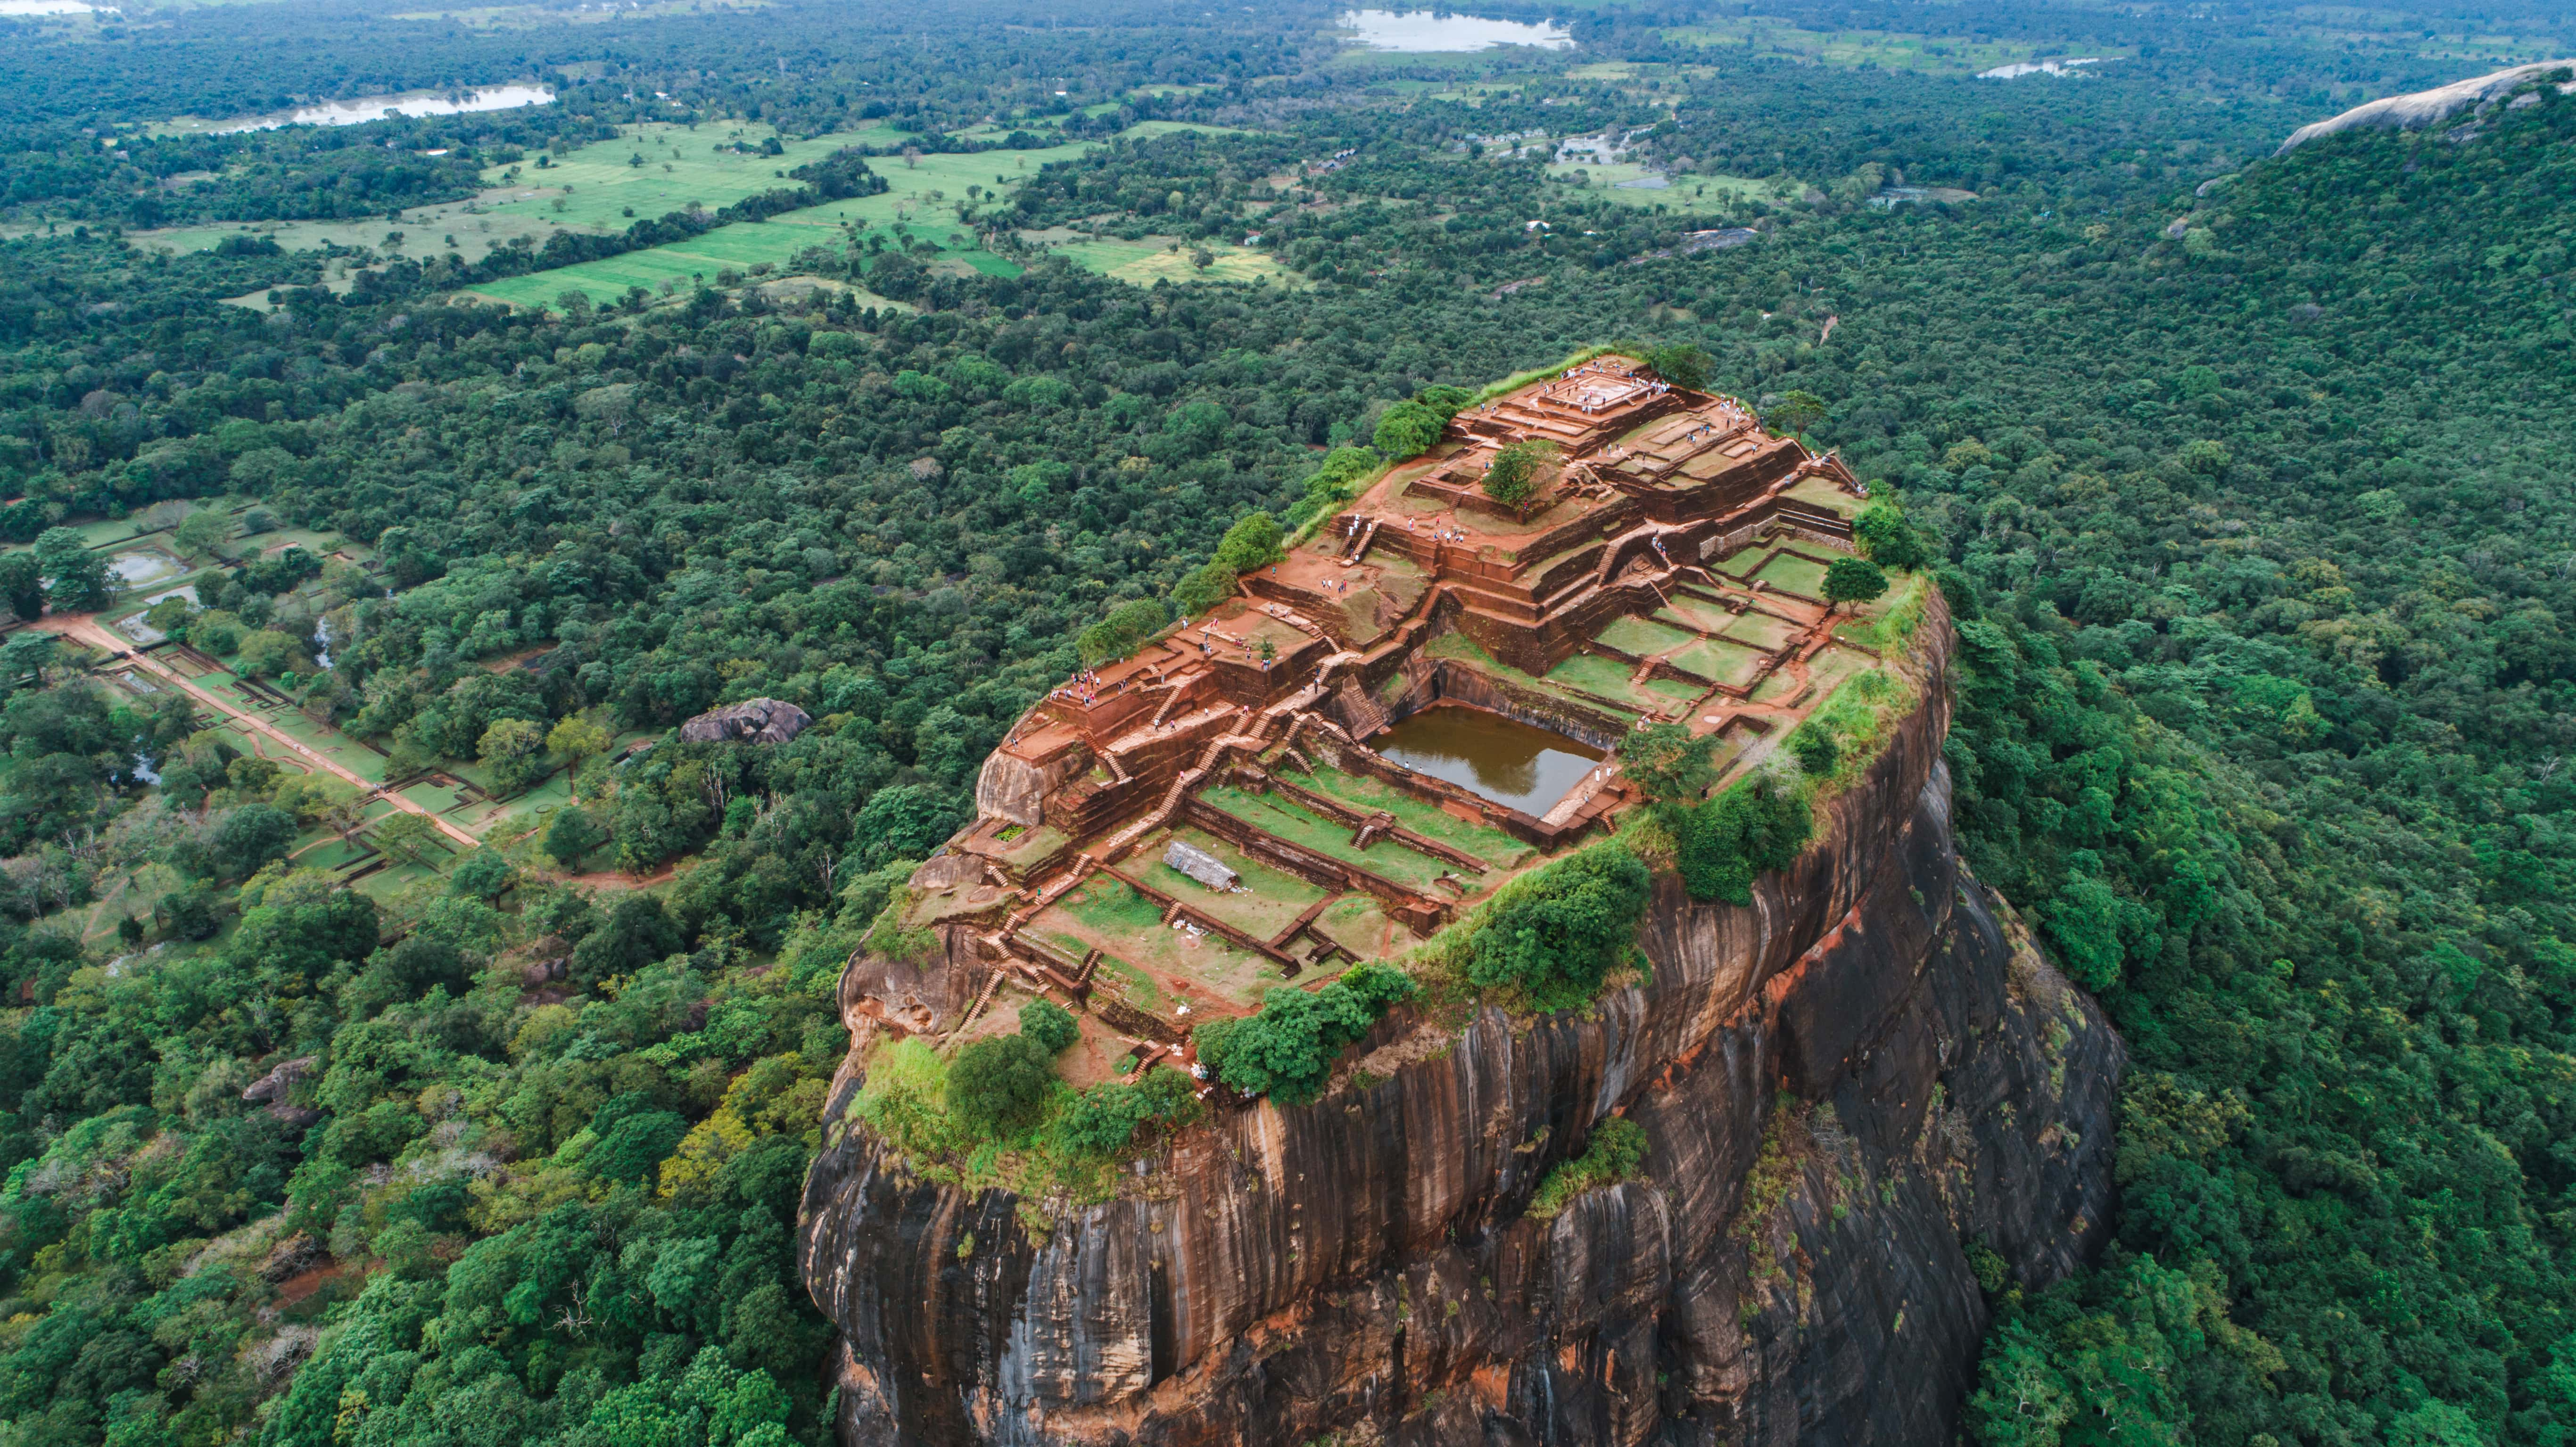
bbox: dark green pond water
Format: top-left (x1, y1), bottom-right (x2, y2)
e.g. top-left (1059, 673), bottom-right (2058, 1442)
top-left (1374, 705), bottom-right (1605, 815)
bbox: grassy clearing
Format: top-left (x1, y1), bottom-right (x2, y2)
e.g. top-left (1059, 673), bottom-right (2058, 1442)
top-left (1659, 19), bottom-right (2120, 75)
top-left (1653, 598), bottom-right (1735, 635)
top-left (1138, 828), bottom-right (1327, 939)
top-left (1720, 611), bottom-right (1802, 651)
top-left (135, 120), bottom-right (915, 271)
top-left (1067, 875), bottom-right (1290, 1009)
top-left (1668, 636), bottom-right (1767, 687)
top-left (1786, 474), bottom-right (1866, 518)
top-left (1314, 896), bottom-right (1415, 959)
top-left (1763, 644), bottom-right (1874, 705)
top-left (1546, 652), bottom-right (1646, 700)
top-left (1197, 786), bottom-right (1453, 891)
top-left (1062, 875), bottom-right (1164, 937)
top-left (1547, 164), bottom-right (1780, 210)
top-left (1831, 572), bottom-right (1932, 655)
top-left (1041, 234), bottom-right (1290, 287)
top-left (1754, 552), bottom-right (1831, 598)
top-left (467, 129), bottom-right (1212, 309)
top-left (1595, 615), bottom-right (1697, 658)
top-left (1715, 543), bottom-right (1773, 577)
top-left (1289, 764), bottom-right (1535, 871)
top-left (479, 120), bottom-right (918, 232)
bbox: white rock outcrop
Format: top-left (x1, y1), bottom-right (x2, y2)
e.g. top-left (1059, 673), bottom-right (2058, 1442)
top-left (2278, 60), bottom-right (2576, 154)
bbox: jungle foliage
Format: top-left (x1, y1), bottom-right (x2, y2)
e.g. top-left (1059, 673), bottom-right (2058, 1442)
top-left (0, 3), bottom-right (2565, 1443)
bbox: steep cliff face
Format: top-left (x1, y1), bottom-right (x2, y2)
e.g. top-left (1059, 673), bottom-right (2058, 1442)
top-left (799, 622), bottom-right (2125, 1446)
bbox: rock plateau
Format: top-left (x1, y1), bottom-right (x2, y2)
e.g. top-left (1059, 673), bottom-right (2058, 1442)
top-left (799, 603), bottom-right (2125, 1446)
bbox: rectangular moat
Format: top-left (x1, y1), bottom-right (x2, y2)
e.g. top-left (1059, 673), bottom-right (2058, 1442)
top-left (864, 350), bottom-right (1917, 1085)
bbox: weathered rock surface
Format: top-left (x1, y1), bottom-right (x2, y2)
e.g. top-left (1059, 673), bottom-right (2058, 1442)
top-left (678, 697), bottom-right (812, 745)
top-left (2277, 59), bottom-right (2576, 153)
top-left (799, 617), bottom-right (2124, 1446)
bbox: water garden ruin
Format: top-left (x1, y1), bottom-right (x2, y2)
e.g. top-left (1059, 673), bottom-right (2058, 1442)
top-left (862, 352), bottom-right (1897, 1078)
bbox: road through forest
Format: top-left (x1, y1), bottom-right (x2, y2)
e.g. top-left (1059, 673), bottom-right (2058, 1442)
top-left (34, 613), bottom-right (484, 851)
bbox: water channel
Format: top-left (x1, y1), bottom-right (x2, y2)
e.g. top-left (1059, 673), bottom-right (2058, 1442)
top-left (1373, 704), bottom-right (1604, 816)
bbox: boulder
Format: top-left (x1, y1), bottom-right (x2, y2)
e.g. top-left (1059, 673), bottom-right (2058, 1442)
top-left (242, 1055), bottom-right (315, 1105)
top-left (678, 697), bottom-right (813, 746)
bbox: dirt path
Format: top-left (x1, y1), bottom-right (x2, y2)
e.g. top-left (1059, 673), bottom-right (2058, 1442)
top-left (559, 864), bottom-right (677, 890)
top-left (37, 614), bottom-right (483, 851)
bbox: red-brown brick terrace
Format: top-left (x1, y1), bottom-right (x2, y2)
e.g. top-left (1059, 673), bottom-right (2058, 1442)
top-left (868, 353), bottom-right (1897, 1068)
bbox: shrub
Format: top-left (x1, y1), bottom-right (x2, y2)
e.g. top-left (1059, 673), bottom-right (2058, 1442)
top-left (1527, 1116), bottom-right (1649, 1219)
top-left (947, 1034), bottom-right (1057, 1135)
top-left (1639, 343), bottom-right (1712, 391)
top-left (1483, 441), bottom-right (1545, 507)
top-left (1618, 722), bottom-right (1716, 806)
top-left (1287, 445), bottom-right (1385, 526)
top-left (1854, 502), bottom-right (1930, 571)
top-left (208, 803), bottom-right (299, 881)
top-left (1048, 1067), bottom-right (1204, 1156)
top-left (1823, 557), bottom-right (1890, 611)
top-left (1463, 845), bottom-right (1653, 1011)
top-left (1171, 560), bottom-right (1236, 617)
top-left (568, 893), bottom-right (685, 989)
top-left (1193, 962), bottom-right (1415, 1105)
top-left (448, 849), bottom-right (514, 902)
top-left (860, 886), bottom-right (938, 964)
top-left (1787, 725), bottom-right (1841, 777)
top-left (1019, 998), bottom-right (1079, 1054)
top-left (1416, 384), bottom-right (1473, 416)
top-left (1077, 596), bottom-right (1171, 666)
top-left (234, 628), bottom-right (303, 678)
top-left (1372, 400), bottom-right (1445, 460)
top-left (589, 1107), bottom-right (689, 1184)
top-left (1678, 774), bottom-right (1813, 904)
top-left (544, 806), bottom-right (606, 866)
top-left (1211, 511), bottom-right (1284, 573)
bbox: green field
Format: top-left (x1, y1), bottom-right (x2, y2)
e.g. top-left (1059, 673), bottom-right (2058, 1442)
top-left (1197, 786), bottom-right (1451, 891)
top-left (1546, 163), bottom-right (1781, 209)
top-left (467, 124), bottom-right (1245, 310)
top-left (1720, 610), bottom-right (1802, 651)
top-left (1785, 474), bottom-right (1866, 518)
top-left (1138, 828), bottom-right (1327, 939)
top-left (1594, 615), bottom-right (1698, 658)
top-left (1543, 651), bottom-right (1652, 706)
top-left (1658, 20), bottom-right (2122, 75)
top-left (1667, 637), bottom-right (1768, 687)
top-left (1715, 544), bottom-right (1773, 577)
top-left (1286, 765), bottom-right (1533, 870)
top-left (129, 119), bottom-right (918, 272)
top-left (1040, 234), bottom-right (1290, 287)
top-left (1755, 552), bottom-right (1833, 599)
top-left (477, 120), bottom-right (922, 232)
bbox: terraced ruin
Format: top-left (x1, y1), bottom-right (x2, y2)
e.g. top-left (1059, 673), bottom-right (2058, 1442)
top-left (871, 353), bottom-right (1899, 1069)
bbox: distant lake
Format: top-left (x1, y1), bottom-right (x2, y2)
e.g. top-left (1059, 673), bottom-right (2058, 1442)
top-left (0, 0), bottom-right (116, 14)
top-left (1337, 9), bottom-right (1573, 51)
top-left (211, 83), bottom-right (553, 134)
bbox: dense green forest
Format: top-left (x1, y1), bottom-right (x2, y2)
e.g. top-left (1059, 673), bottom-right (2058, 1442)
top-left (0, 0), bottom-right (2567, 1441)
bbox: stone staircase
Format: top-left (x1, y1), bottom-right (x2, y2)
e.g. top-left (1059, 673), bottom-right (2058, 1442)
top-left (1339, 515), bottom-right (1381, 563)
top-left (1334, 679), bottom-right (1392, 739)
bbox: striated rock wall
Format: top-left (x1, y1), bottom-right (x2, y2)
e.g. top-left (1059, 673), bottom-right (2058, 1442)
top-left (799, 611), bottom-right (2124, 1446)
